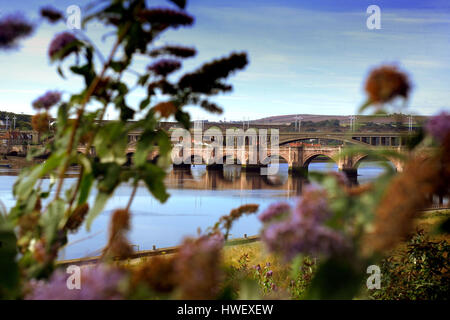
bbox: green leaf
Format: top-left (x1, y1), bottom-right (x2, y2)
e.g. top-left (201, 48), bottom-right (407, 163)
top-left (134, 130), bottom-right (157, 166)
top-left (110, 61), bottom-right (128, 72)
top-left (50, 40), bottom-right (83, 63)
top-left (13, 152), bottom-right (65, 201)
top-left (57, 102), bottom-right (69, 129)
top-left (120, 104), bottom-right (135, 121)
top-left (93, 122), bottom-right (128, 165)
top-left (137, 74), bottom-right (150, 86)
top-left (57, 65), bottom-right (65, 78)
top-left (70, 64), bottom-right (96, 87)
top-left (0, 223), bottom-right (19, 296)
top-left (139, 97), bottom-right (151, 110)
top-left (85, 192), bottom-right (111, 231)
top-left (238, 279), bottom-right (261, 300)
top-left (77, 172), bottom-right (94, 205)
top-left (175, 110), bottom-right (190, 129)
top-left (140, 163), bottom-right (169, 203)
top-left (40, 199), bottom-right (65, 247)
top-left (358, 99), bottom-right (372, 113)
top-left (97, 162), bottom-right (122, 194)
top-left (434, 217), bottom-right (450, 235)
top-left (290, 255), bottom-right (305, 278)
top-left (305, 258), bottom-right (364, 299)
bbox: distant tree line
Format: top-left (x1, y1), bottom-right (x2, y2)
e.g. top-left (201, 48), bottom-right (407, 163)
top-left (0, 111), bottom-right (32, 130)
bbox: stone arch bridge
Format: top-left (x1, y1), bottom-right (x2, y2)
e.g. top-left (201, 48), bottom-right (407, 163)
top-left (78, 141), bottom-right (405, 177)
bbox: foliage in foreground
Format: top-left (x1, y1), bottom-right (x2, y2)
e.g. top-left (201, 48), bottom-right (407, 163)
top-left (0, 0), bottom-right (450, 300)
top-left (370, 229), bottom-right (450, 300)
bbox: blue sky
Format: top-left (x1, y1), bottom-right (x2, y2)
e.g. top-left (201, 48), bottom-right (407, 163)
top-left (0, 0), bottom-right (449, 121)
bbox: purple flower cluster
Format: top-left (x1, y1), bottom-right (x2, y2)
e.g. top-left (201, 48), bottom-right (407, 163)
top-left (149, 46), bottom-right (196, 58)
top-left (48, 32), bottom-right (78, 60)
top-left (259, 202), bottom-right (291, 223)
top-left (178, 53), bottom-right (248, 94)
top-left (148, 59), bottom-right (181, 76)
top-left (26, 265), bottom-right (125, 300)
top-left (426, 111), bottom-right (450, 143)
top-left (40, 6), bottom-right (63, 23)
top-left (260, 186), bottom-right (349, 261)
top-left (32, 91), bottom-right (61, 110)
top-left (0, 14), bottom-right (33, 49)
top-left (138, 8), bottom-right (194, 28)
top-left (175, 232), bottom-right (224, 299)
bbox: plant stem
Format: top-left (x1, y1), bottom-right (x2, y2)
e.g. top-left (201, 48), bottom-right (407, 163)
top-left (53, 23), bottom-right (131, 201)
top-left (126, 181), bottom-right (138, 211)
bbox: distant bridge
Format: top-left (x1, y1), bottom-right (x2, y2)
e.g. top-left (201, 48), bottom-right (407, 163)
top-left (78, 142), bottom-right (405, 177)
top-left (2, 127), bottom-right (410, 176)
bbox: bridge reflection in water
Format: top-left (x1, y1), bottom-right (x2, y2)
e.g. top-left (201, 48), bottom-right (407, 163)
top-left (165, 161), bottom-right (381, 197)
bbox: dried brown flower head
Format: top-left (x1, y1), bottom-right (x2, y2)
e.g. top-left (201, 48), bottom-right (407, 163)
top-left (18, 211), bottom-right (40, 239)
top-left (175, 233), bottom-right (224, 299)
top-left (102, 209), bottom-right (133, 260)
top-left (365, 65), bottom-right (410, 104)
top-left (366, 155), bottom-right (441, 253)
top-left (33, 239), bottom-right (47, 263)
top-left (80, 130), bottom-right (95, 145)
top-left (152, 101), bottom-right (177, 118)
top-left (31, 113), bottom-right (50, 133)
top-left (65, 203), bottom-right (89, 232)
top-left (216, 204), bottom-right (259, 239)
top-left (131, 256), bottom-right (177, 293)
top-left (345, 183), bottom-right (373, 197)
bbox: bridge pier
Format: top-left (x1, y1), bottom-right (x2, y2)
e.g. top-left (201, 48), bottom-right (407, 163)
top-left (173, 163), bottom-right (191, 170)
top-left (289, 166), bottom-right (309, 177)
top-left (206, 163), bottom-right (223, 171)
top-left (341, 168), bottom-right (358, 184)
top-left (241, 164), bottom-right (267, 172)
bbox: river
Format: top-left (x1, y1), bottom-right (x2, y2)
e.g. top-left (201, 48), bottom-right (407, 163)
top-left (0, 161), bottom-right (387, 260)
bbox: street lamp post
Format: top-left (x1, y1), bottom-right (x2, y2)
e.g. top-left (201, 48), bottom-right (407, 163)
top-left (349, 115), bottom-right (356, 132)
top-left (298, 116), bottom-right (303, 132)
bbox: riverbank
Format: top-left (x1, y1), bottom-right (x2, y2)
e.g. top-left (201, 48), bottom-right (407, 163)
top-left (57, 208), bottom-right (450, 268)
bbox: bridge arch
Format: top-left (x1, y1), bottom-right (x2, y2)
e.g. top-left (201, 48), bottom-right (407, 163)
top-left (303, 153), bottom-right (338, 170)
top-left (183, 154), bottom-right (207, 165)
top-left (125, 152), bottom-right (134, 165)
top-left (260, 153), bottom-right (289, 166)
top-left (353, 154), bottom-right (399, 172)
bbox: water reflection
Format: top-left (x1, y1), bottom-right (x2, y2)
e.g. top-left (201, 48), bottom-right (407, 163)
top-left (0, 161), bottom-right (391, 260)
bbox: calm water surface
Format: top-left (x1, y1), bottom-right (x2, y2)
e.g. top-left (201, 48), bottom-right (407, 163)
top-left (0, 162), bottom-right (387, 260)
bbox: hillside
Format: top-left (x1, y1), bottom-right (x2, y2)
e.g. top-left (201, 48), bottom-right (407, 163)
top-left (0, 111), bottom-right (32, 130)
top-left (253, 113), bottom-right (428, 125)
